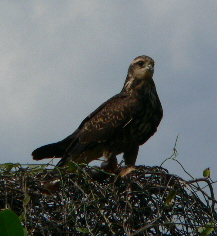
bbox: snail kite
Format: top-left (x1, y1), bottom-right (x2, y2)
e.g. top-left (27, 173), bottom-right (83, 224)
top-left (32, 55), bottom-right (163, 170)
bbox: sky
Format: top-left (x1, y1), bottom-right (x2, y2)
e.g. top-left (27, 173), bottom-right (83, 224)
top-left (1, 1), bottom-right (217, 183)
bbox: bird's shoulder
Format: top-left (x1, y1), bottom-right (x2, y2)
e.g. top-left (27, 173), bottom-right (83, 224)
top-left (78, 92), bottom-right (136, 129)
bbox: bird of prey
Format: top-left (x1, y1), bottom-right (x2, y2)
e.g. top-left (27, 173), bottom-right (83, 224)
top-left (32, 55), bottom-right (163, 171)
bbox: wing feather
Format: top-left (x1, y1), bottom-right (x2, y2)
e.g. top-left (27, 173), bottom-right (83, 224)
top-left (77, 93), bottom-right (142, 143)
top-left (61, 92), bottom-right (146, 161)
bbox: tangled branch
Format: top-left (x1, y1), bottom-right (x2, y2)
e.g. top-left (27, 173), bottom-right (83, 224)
top-left (0, 161), bottom-right (217, 235)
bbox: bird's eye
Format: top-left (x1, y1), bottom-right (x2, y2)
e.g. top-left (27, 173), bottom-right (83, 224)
top-left (137, 61), bottom-right (144, 67)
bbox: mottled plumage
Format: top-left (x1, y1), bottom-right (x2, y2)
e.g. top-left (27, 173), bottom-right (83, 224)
top-left (32, 55), bottom-right (163, 169)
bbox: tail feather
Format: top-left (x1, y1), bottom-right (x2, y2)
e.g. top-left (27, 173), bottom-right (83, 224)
top-left (32, 130), bottom-right (90, 166)
top-left (56, 156), bottom-right (68, 167)
top-left (32, 131), bottom-right (79, 161)
top-left (56, 139), bottom-right (88, 167)
top-left (32, 142), bottom-right (66, 160)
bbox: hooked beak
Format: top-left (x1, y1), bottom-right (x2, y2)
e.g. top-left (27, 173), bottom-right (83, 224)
top-left (146, 64), bottom-right (154, 71)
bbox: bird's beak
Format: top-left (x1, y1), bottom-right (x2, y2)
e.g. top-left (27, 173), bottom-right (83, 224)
top-left (146, 64), bottom-right (154, 71)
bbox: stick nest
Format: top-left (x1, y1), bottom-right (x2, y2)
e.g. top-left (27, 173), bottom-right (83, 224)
top-left (0, 163), bottom-right (216, 235)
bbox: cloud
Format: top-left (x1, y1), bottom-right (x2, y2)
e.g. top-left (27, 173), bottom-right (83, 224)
top-left (0, 1), bottom-right (217, 181)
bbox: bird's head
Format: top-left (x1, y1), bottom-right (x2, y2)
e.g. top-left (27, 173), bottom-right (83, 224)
top-left (123, 55), bottom-right (155, 93)
top-left (128, 55), bottom-right (155, 79)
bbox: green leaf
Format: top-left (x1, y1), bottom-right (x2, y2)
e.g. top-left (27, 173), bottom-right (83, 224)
top-left (19, 212), bottom-right (25, 222)
top-left (0, 209), bottom-right (24, 236)
top-left (165, 189), bottom-right (177, 206)
top-left (23, 193), bottom-right (31, 207)
top-left (76, 227), bottom-right (89, 234)
top-left (68, 161), bottom-right (78, 173)
top-left (0, 163), bottom-right (20, 172)
top-left (203, 168), bottom-right (210, 178)
top-left (198, 222), bottom-right (215, 236)
top-left (26, 164), bottom-right (47, 171)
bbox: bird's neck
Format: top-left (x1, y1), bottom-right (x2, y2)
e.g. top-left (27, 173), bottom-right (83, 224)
top-left (121, 74), bottom-right (155, 96)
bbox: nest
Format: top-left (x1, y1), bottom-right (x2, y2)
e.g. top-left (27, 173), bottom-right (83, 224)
top-left (0, 163), bottom-right (216, 235)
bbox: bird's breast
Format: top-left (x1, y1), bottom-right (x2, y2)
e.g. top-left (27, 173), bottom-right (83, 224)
top-left (111, 94), bottom-right (162, 152)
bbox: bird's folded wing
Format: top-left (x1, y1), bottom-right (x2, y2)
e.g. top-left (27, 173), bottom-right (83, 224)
top-left (77, 93), bottom-right (143, 144)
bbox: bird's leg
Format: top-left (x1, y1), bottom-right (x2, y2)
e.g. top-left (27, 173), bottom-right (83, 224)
top-left (123, 146), bottom-right (139, 167)
top-left (101, 151), bottom-right (118, 173)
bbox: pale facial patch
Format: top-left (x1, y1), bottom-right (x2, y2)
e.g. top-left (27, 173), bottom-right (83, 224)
top-left (133, 67), bottom-right (147, 80)
top-left (125, 76), bottom-right (134, 90)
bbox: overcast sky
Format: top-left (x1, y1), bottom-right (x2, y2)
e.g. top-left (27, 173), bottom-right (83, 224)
top-left (1, 1), bottom-right (217, 182)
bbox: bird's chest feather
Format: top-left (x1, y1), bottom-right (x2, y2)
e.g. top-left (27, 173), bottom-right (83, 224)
top-left (116, 92), bottom-right (162, 147)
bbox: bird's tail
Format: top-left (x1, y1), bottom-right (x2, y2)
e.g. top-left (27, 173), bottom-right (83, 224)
top-left (32, 141), bottom-right (66, 160)
top-left (32, 131), bottom-right (79, 161)
top-left (56, 156), bottom-right (69, 167)
top-left (56, 138), bottom-right (86, 167)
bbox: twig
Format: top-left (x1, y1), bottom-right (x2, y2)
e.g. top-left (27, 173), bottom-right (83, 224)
top-left (187, 178), bottom-right (216, 214)
top-left (160, 134), bottom-right (179, 167)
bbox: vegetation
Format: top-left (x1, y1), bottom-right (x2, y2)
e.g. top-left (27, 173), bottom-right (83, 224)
top-left (0, 156), bottom-right (216, 235)
top-left (0, 209), bottom-right (24, 236)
